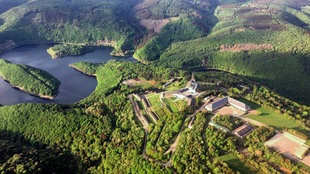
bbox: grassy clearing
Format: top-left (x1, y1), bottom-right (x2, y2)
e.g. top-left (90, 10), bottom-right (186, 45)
top-left (139, 81), bottom-right (153, 89)
top-left (219, 153), bottom-right (258, 174)
top-left (147, 93), bottom-right (162, 112)
top-left (147, 93), bottom-right (167, 117)
top-left (143, 114), bottom-right (154, 124)
top-left (163, 98), bottom-right (179, 113)
top-left (147, 93), bottom-right (187, 118)
top-left (174, 99), bottom-right (188, 111)
top-left (165, 79), bottom-right (187, 92)
top-left (242, 99), bottom-right (306, 133)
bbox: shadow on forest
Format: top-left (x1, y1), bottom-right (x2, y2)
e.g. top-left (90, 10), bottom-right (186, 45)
top-left (225, 158), bottom-right (257, 173)
top-left (282, 11), bottom-right (309, 31)
top-left (0, 130), bottom-right (80, 174)
top-left (259, 113), bottom-right (269, 116)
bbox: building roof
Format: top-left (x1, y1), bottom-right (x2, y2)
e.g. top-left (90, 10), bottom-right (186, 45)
top-left (233, 123), bottom-right (253, 138)
top-left (228, 97), bottom-right (250, 111)
top-left (209, 122), bottom-right (230, 133)
top-left (205, 97), bottom-right (250, 111)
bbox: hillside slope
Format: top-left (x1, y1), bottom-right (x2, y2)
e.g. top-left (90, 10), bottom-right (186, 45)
top-left (158, 0), bottom-right (310, 104)
top-left (133, 0), bottom-right (218, 62)
top-left (0, 0), bottom-right (143, 56)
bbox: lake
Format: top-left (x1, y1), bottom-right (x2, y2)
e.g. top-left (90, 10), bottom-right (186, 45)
top-left (0, 44), bottom-right (135, 105)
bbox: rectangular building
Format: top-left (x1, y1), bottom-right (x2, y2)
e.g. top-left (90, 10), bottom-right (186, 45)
top-left (205, 97), bottom-right (250, 112)
top-left (233, 123), bottom-right (253, 138)
top-left (228, 97), bottom-right (250, 112)
top-left (205, 97), bottom-right (229, 111)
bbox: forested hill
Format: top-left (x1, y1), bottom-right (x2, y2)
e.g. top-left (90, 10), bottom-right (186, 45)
top-left (0, 0), bottom-right (309, 104)
top-left (156, 0), bottom-right (310, 105)
top-left (133, 0), bottom-right (219, 62)
top-left (0, 0), bottom-right (143, 56)
top-left (1, 1), bottom-right (310, 173)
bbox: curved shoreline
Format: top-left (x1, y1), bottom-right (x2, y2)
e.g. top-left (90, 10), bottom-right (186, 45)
top-left (0, 41), bottom-right (130, 58)
top-left (13, 85), bottom-right (56, 100)
top-left (0, 43), bottom-right (135, 105)
top-left (0, 76), bottom-right (56, 100)
top-left (48, 49), bottom-right (95, 59)
top-left (69, 64), bottom-right (97, 77)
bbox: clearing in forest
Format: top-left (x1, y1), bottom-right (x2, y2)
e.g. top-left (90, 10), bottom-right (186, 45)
top-left (214, 105), bottom-right (246, 117)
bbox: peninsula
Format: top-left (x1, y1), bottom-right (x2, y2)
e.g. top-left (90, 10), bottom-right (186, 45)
top-left (0, 59), bottom-right (60, 99)
top-left (47, 44), bottom-right (94, 59)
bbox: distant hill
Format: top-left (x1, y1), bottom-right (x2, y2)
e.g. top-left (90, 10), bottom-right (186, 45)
top-left (0, 0), bottom-right (143, 56)
top-left (1, 1), bottom-right (310, 173)
top-left (157, 0), bottom-right (310, 104)
top-left (0, 0), bottom-right (309, 104)
top-left (0, 0), bottom-right (28, 14)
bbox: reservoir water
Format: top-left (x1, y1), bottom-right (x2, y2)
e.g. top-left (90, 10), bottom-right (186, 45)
top-left (0, 44), bottom-right (135, 105)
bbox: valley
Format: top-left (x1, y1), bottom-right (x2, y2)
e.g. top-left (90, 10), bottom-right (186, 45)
top-left (0, 0), bottom-right (309, 173)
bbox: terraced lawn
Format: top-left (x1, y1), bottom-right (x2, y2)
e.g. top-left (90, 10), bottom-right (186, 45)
top-left (147, 93), bottom-right (162, 112)
top-left (163, 98), bottom-right (179, 113)
top-left (219, 153), bottom-right (258, 174)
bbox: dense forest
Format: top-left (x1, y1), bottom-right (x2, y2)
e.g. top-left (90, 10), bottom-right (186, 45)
top-left (47, 44), bottom-right (95, 59)
top-left (0, 60), bottom-right (309, 173)
top-left (0, 59), bottom-right (60, 98)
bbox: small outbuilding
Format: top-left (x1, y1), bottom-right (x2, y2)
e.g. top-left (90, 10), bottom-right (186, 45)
top-left (232, 123), bottom-right (253, 138)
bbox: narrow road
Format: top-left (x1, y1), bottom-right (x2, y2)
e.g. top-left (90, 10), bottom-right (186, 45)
top-left (165, 133), bottom-right (181, 155)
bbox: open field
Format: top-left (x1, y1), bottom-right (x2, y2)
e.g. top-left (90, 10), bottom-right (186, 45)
top-left (265, 132), bottom-right (309, 162)
top-left (165, 79), bottom-right (187, 92)
top-left (241, 99), bottom-right (306, 133)
top-left (162, 98), bottom-right (178, 113)
top-left (306, 140), bottom-right (310, 146)
top-left (219, 153), bottom-right (258, 174)
top-left (122, 78), bottom-right (148, 87)
top-left (214, 105), bottom-right (246, 117)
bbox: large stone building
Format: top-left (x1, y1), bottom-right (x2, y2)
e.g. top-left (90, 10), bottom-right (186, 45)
top-left (205, 97), bottom-right (250, 112)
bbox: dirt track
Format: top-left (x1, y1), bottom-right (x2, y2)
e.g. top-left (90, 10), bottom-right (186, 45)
top-left (220, 43), bottom-right (272, 52)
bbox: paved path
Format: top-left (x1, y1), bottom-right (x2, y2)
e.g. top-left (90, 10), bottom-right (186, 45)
top-left (242, 117), bottom-right (267, 127)
top-left (165, 133), bottom-right (181, 155)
